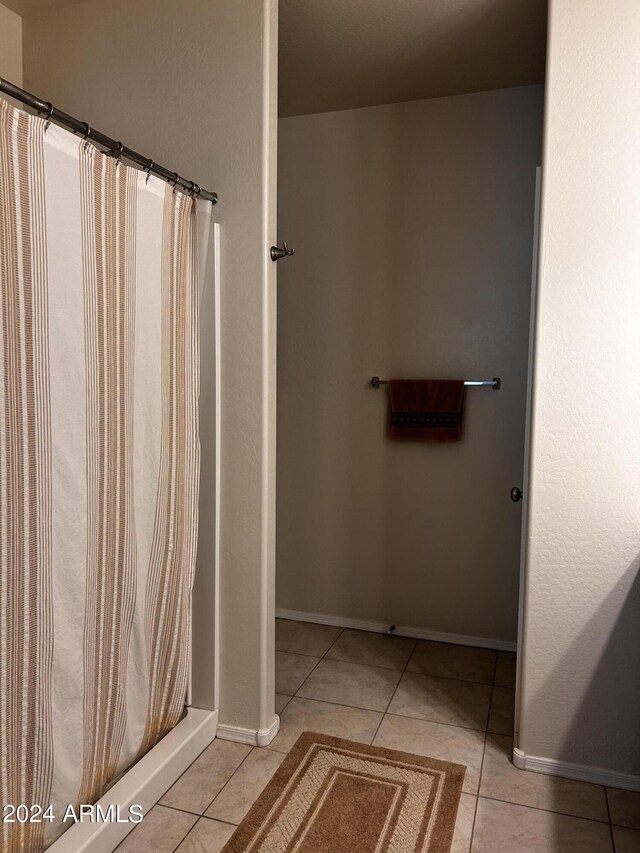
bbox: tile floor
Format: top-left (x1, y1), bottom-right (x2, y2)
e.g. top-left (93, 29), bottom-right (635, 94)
top-left (118, 619), bottom-right (640, 852)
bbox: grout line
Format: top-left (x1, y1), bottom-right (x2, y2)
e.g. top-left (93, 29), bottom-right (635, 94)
top-left (485, 658), bottom-right (498, 736)
top-left (276, 648), bottom-right (327, 661)
top-left (155, 737), bottom-right (216, 808)
top-left (477, 794), bottom-right (614, 826)
top-left (289, 694), bottom-right (389, 715)
top-left (369, 639), bottom-right (418, 744)
top-left (172, 816), bottom-right (238, 853)
top-left (130, 774), bottom-right (221, 853)
top-left (167, 811), bottom-right (200, 853)
top-left (469, 731), bottom-right (489, 850)
top-left (279, 692), bottom-right (490, 735)
top-left (288, 654), bottom-right (498, 688)
top-left (380, 707), bottom-right (486, 734)
top-left (322, 627), bottom-right (346, 660)
top-left (404, 667), bottom-right (498, 689)
top-left (264, 744), bottom-right (290, 755)
top-left (490, 651), bottom-right (499, 686)
top-left (470, 655), bottom-right (496, 853)
top-left (201, 817), bottom-right (239, 827)
top-left (275, 694), bottom-right (294, 715)
top-left (198, 745), bottom-right (257, 819)
top-left (162, 803), bottom-right (205, 818)
top-left (291, 639), bottom-right (338, 697)
top-left (604, 788), bottom-right (617, 852)
top-left (325, 654), bottom-right (416, 673)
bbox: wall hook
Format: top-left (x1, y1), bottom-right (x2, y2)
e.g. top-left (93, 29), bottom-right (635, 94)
top-left (270, 242), bottom-right (295, 262)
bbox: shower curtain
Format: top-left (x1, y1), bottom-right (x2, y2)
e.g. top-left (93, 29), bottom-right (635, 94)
top-left (0, 98), bottom-right (211, 851)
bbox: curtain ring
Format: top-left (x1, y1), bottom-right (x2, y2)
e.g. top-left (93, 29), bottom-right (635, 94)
top-left (43, 102), bottom-right (54, 132)
top-left (169, 172), bottom-right (180, 193)
top-left (191, 183), bottom-right (201, 200)
top-left (145, 159), bottom-right (154, 184)
top-left (81, 122), bottom-right (91, 149)
top-left (111, 141), bottom-right (124, 165)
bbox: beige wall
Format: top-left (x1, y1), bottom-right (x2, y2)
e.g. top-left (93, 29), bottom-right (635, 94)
top-left (23, 0), bottom-right (278, 735)
top-left (0, 2), bottom-right (22, 86)
top-left (277, 86), bottom-right (543, 643)
top-left (518, 0), bottom-right (640, 781)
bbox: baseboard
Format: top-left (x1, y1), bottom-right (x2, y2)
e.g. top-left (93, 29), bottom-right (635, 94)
top-left (217, 714), bottom-right (280, 748)
top-left (513, 747), bottom-right (640, 792)
top-left (276, 607), bottom-right (517, 653)
top-left (49, 707), bottom-right (219, 853)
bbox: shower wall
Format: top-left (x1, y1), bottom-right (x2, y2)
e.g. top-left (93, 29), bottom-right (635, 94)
top-left (0, 3), bottom-right (21, 86)
top-left (24, 0), bottom-right (278, 734)
top-left (277, 85), bottom-right (544, 644)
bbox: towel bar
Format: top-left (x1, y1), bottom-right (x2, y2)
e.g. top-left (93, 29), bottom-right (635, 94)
top-left (370, 376), bottom-right (501, 390)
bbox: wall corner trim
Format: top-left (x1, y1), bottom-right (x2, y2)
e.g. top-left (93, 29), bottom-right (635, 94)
top-left (217, 715), bottom-right (280, 748)
top-left (276, 608), bottom-right (516, 653)
top-left (512, 747), bottom-right (640, 792)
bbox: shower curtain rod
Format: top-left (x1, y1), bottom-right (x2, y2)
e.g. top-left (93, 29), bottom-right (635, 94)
top-left (0, 77), bottom-right (218, 204)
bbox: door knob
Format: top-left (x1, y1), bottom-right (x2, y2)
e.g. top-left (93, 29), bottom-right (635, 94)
top-left (270, 242), bottom-right (295, 262)
top-left (511, 487), bottom-right (523, 502)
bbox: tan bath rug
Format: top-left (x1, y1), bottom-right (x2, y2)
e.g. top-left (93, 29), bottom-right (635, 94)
top-left (222, 731), bottom-right (465, 852)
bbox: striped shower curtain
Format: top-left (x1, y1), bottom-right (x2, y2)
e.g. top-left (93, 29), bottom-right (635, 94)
top-left (0, 98), bottom-right (211, 850)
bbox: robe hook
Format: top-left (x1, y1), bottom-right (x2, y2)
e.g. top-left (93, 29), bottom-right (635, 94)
top-left (270, 241), bottom-right (295, 262)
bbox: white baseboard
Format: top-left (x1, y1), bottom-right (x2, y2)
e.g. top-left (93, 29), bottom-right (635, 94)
top-left (276, 607), bottom-right (516, 653)
top-left (513, 747), bottom-right (640, 792)
top-left (217, 714), bottom-right (280, 748)
top-left (49, 707), bottom-right (218, 853)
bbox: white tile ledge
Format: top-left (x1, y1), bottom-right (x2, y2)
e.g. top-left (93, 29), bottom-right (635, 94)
top-left (276, 607), bottom-right (516, 653)
top-left (49, 707), bottom-right (219, 853)
top-left (217, 714), bottom-right (280, 747)
top-left (513, 747), bottom-right (640, 792)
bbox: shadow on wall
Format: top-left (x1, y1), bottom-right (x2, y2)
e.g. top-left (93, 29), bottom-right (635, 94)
top-left (520, 557), bottom-right (640, 836)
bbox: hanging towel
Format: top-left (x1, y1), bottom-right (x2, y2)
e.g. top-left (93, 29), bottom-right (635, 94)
top-left (389, 380), bottom-right (466, 441)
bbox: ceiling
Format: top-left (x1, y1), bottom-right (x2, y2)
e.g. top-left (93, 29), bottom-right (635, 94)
top-left (2, 0), bottom-right (75, 13)
top-left (279, 0), bottom-right (547, 117)
top-left (5, 0), bottom-right (547, 117)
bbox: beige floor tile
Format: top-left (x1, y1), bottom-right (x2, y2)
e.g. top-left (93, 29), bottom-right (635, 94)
top-left (297, 658), bottom-right (401, 711)
top-left (451, 793), bottom-right (476, 853)
top-left (612, 826), bottom-right (640, 853)
top-left (176, 817), bottom-right (236, 853)
top-left (487, 687), bottom-right (515, 736)
top-left (275, 618), bottom-right (342, 656)
top-left (388, 671), bottom-right (491, 730)
top-left (407, 641), bottom-right (496, 684)
top-left (494, 651), bottom-right (517, 688)
top-left (275, 693), bottom-right (292, 714)
top-left (373, 713), bottom-right (485, 794)
top-left (116, 804), bottom-right (197, 852)
top-left (206, 747), bottom-right (285, 824)
top-left (472, 797), bottom-right (613, 852)
top-left (160, 739), bottom-right (251, 814)
top-left (325, 629), bottom-right (416, 670)
top-left (267, 696), bottom-right (382, 753)
top-left (480, 735), bottom-right (609, 822)
top-left (607, 787), bottom-right (640, 829)
top-left (275, 650), bottom-right (319, 695)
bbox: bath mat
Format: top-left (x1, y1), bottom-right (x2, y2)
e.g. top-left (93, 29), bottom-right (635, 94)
top-left (221, 731), bottom-right (465, 852)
